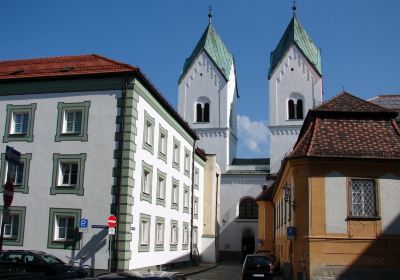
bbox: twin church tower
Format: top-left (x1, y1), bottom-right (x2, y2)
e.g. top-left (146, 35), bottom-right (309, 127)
top-left (178, 10), bottom-right (322, 173)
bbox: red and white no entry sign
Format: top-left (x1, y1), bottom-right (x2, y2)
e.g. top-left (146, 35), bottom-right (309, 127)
top-left (108, 215), bottom-right (117, 228)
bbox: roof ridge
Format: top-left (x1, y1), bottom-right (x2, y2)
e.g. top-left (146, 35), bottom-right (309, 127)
top-left (306, 117), bottom-right (318, 156)
top-left (0, 54), bottom-right (95, 65)
top-left (91, 54), bottom-right (138, 71)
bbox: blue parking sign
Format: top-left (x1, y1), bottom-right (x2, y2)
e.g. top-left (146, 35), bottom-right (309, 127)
top-left (287, 226), bottom-right (296, 240)
top-left (80, 218), bottom-right (88, 228)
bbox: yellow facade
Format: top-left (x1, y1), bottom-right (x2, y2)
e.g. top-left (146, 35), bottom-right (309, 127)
top-left (258, 158), bottom-right (400, 279)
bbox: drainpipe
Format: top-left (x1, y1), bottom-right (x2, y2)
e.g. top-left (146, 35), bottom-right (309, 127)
top-left (190, 140), bottom-right (196, 263)
top-left (113, 74), bottom-right (128, 272)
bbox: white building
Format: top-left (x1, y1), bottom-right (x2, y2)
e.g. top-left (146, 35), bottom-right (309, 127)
top-left (0, 54), bottom-right (206, 272)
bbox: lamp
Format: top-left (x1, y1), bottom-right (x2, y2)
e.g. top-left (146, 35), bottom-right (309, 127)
top-left (283, 182), bottom-right (295, 212)
top-left (222, 218), bottom-right (227, 227)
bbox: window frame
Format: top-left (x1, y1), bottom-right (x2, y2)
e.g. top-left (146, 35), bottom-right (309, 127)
top-left (47, 208), bottom-right (81, 249)
top-left (50, 154), bottom-right (86, 196)
top-left (0, 206), bottom-right (26, 246)
top-left (239, 197), bottom-right (259, 219)
top-left (170, 220), bottom-right (178, 251)
top-left (0, 153), bottom-right (32, 194)
top-left (193, 196), bottom-right (199, 219)
top-left (154, 216), bottom-right (165, 251)
top-left (55, 101), bottom-right (90, 142)
top-left (347, 178), bottom-right (380, 220)
top-left (3, 104), bottom-right (37, 142)
top-left (183, 185), bottom-right (190, 214)
top-left (194, 167), bottom-right (199, 190)
top-left (140, 161), bottom-right (153, 203)
top-left (171, 178), bottom-right (179, 211)
top-left (139, 214), bottom-right (151, 252)
top-left (184, 148), bottom-right (191, 177)
top-left (142, 111), bottom-right (155, 154)
top-left (156, 170), bottom-right (166, 206)
top-left (158, 125), bottom-right (168, 162)
top-left (172, 137), bottom-right (180, 171)
top-left (182, 222), bottom-right (189, 250)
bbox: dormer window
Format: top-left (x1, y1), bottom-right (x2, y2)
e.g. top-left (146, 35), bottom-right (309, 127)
top-left (195, 97), bottom-right (210, 123)
top-left (288, 98), bottom-right (303, 120)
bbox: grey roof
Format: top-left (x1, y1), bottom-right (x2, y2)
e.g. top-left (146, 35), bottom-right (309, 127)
top-left (231, 158), bottom-right (270, 166)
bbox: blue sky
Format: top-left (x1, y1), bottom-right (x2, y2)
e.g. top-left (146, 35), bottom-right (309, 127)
top-left (1, 1), bottom-right (399, 158)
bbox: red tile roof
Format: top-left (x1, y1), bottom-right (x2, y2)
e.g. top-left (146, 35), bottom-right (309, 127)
top-left (0, 54), bottom-right (138, 80)
top-left (290, 92), bottom-right (400, 159)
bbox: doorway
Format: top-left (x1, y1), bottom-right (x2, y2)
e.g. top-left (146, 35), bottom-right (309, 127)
top-left (241, 229), bottom-right (255, 261)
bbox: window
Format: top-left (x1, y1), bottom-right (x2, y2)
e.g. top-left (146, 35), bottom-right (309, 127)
top-left (158, 125), bottom-right (168, 162)
top-left (48, 208), bottom-right (80, 249)
top-left (140, 161), bottom-right (153, 203)
top-left (239, 198), bottom-right (258, 219)
top-left (173, 137), bottom-right (180, 170)
top-left (170, 220), bottom-right (178, 251)
top-left (4, 104), bottom-right (37, 142)
top-left (195, 100), bottom-right (210, 123)
top-left (287, 98), bottom-right (303, 120)
top-left (349, 178), bottom-right (378, 218)
top-left (51, 154), bottom-right (86, 196)
top-left (194, 196), bottom-right (199, 219)
top-left (0, 206), bottom-right (26, 246)
top-left (184, 148), bottom-right (191, 177)
top-left (194, 168), bottom-right (199, 190)
top-left (143, 111), bottom-right (155, 154)
top-left (139, 214), bottom-right (151, 252)
top-left (182, 222), bottom-right (189, 250)
top-left (183, 185), bottom-right (190, 213)
top-left (171, 178), bottom-right (179, 210)
top-left (55, 101), bottom-right (90, 142)
top-left (193, 226), bottom-right (198, 245)
top-left (0, 153), bottom-right (32, 194)
top-left (155, 217), bottom-right (165, 251)
top-left (156, 170), bottom-right (166, 206)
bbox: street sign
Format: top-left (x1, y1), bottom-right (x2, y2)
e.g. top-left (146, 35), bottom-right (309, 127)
top-left (91, 225), bottom-right (108, 229)
top-left (287, 226), bottom-right (296, 240)
top-left (79, 218), bottom-right (88, 233)
top-left (108, 227), bottom-right (115, 235)
top-left (3, 179), bottom-right (14, 208)
top-left (5, 146), bottom-right (21, 164)
top-left (107, 215), bottom-right (117, 228)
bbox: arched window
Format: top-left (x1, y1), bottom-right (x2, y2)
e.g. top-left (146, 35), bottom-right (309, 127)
top-left (287, 97), bottom-right (304, 120)
top-left (195, 97), bottom-right (210, 123)
top-left (239, 198), bottom-right (258, 219)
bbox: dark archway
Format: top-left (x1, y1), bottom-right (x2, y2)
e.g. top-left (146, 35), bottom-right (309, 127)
top-left (241, 228), bottom-right (255, 262)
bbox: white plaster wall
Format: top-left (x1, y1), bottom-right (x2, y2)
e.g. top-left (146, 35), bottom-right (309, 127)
top-left (201, 237), bottom-right (217, 263)
top-left (219, 174), bottom-right (265, 252)
top-left (195, 130), bottom-right (230, 172)
top-left (380, 173), bottom-right (400, 234)
top-left (194, 160), bottom-right (205, 256)
top-left (269, 127), bottom-right (300, 174)
top-left (325, 172), bottom-right (347, 234)
top-left (129, 94), bottom-right (196, 269)
top-left (0, 90), bottom-right (119, 270)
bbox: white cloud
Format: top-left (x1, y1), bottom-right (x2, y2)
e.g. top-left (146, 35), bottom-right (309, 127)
top-left (237, 115), bottom-right (269, 157)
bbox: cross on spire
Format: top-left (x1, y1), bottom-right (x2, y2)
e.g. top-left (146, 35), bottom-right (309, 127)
top-left (292, 0), bottom-right (297, 15)
top-left (208, 5), bottom-right (213, 24)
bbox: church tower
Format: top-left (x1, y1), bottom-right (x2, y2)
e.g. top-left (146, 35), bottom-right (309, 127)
top-left (178, 13), bottom-right (238, 172)
top-left (268, 11), bottom-right (323, 173)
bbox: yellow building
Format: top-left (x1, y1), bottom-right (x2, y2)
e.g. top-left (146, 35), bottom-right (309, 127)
top-left (257, 92), bottom-right (400, 279)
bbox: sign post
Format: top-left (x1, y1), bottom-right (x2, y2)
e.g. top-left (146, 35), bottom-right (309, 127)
top-left (107, 215), bottom-right (117, 272)
top-left (0, 146), bottom-right (21, 253)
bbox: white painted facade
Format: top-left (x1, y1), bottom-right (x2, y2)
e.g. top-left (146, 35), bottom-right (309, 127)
top-left (324, 172), bottom-right (400, 235)
top-left (269, 45), bottom-right (322, 173)
top-left (178, 52), bottom-right (238, 172)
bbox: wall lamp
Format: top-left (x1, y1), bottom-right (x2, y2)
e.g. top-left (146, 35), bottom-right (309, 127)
top-left (283, 182), bottom-right (295, 211)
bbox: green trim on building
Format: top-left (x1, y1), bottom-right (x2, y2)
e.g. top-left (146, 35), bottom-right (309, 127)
top-left (170, 219), bottom-right (178, 251)
top-left (183, 185), bottom-right (190, 214)
top-left (172, 137), bottom-right (181, 171)
top-left (0, 153), bottom-right (32, 194)
top-left (154, 216), bottom-right (165, 252)
top-left (133, 81), bottom-right (195, 145)
top-left (55, 101), bottom-right (90, 142)
top-left (0, 206), bottom-right (26, 246)
top-left (194, 154), bottom-right (206, 167)
top-left (156, 170), bottom-right (166, 207)
top-left (47, 208), bottom-right (81, 250)
top-left (138, 214), bottom-right (151, 252)
top-left (182, 222), bottom-right (189, 250)
top-left (184, 148), bottom-right (191, 178)
top-left (269, 15), bottom-right (322, 79)
top-left (171, 178), bottom-right (179, 211)
top-left (158, 124), bottom-right (168, 163)
top-left (140, 161), bottom-right (153, 203)
top-left (50, 153), bottom-right (86, 196)
top-left (3, 103), bottom-right (37, 143)
top-left (179, 23), bottom-right (233, 83)
top-left (142, 111), bottom-right (155, 154)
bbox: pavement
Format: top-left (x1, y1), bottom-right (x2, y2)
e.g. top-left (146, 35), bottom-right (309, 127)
top-left (165, 262), bottom-right (219, 276)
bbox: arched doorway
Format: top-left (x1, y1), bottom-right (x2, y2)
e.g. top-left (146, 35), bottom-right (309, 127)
top-left (241, 228), bottom-right (255, 261)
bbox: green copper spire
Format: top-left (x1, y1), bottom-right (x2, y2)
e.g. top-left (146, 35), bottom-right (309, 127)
top-left (178, 22), bottom-right (233, 84)
top-left (269, 15), bottom-right (322, 79)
